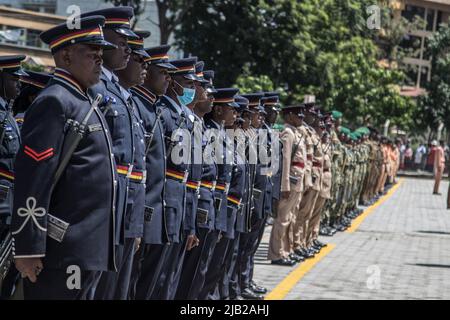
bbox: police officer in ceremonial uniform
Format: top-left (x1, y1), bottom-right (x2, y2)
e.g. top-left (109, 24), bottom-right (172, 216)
top-left (151, 57), bottom-right (197, 300)
top-left (215, 95), bottom-right (249, 300)
top-left (0, 56), bottom-right (26, 221)
top-left (175, 71), bottom-right (220, 300)
top-left (130, 45), bottom-right (175, 300)
top-left (199, 88), bottom-right (244, 300)
top-left (11, 16), bottom-right (118, 300)
top-left (238, 93), bottom-right (268, 300)
top-left (163, 59), bottom-right (208, 299)
top-left (13, 71), bottom-right (52, 130)
top-left (229, 96), bottom-right (255, 300)
top-left (98, 30), bottom-right (150, 300)
top-left (261, 92), bottom-right (282, 224)
top-left (81, 6), bottom-right (140, 300)
top-left (0, 55), bottom-right (27, 299)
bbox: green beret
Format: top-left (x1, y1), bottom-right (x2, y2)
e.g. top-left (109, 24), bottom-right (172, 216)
top-left (339, 127), bottom-right (350, 135)
top-left (273, 123), bottom-right (285, 131)
top-left (332, 110), bottom-right (343, 120)
top-left (357, 127), bottom-right (370, 135)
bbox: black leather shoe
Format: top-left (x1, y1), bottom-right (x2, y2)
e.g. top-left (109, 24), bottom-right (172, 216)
top-left (307, 248), bottom-right (317, 257)
top-left (294, 248), bottom-right (307, 257)
top-left (314, 240), bottom-right (327, 248)
top-left (298, 248), bottom-right (314, 258)
top-left (289, 253), bottom-right (304, 262)
top-left (241, 288), bottom-right (264, 300)
top-left (271, 258), bottom-right (296, 266)
top-left (250, 281), bottom-right (268, 294)
top-left (310, 246), bottom-right (320, 254)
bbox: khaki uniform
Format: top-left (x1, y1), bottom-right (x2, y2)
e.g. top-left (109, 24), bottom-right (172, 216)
top-left (268, 124), bottom-right (307, 260)
top-left (307, 140), bottom-right (331, 246)
top-left (292, 125), bottom-right (320, 251)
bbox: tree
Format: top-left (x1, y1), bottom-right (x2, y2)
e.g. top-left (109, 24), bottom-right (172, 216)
top-left (316, 37), bottom-right (416, 130)
top-left (106, 0), bottom-right (196, 44)
top-left (172, 0), bottom-right (416, 131)
top-left (154, 0), bottom-right (195, 44)
top-left (105, 0), bottom-right (146, 28)
top-left (417, 24), bottom-right (450, 138)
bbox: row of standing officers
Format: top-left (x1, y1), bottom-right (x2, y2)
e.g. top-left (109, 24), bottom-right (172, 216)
top-left (0, 6), bottom-right (396, 300)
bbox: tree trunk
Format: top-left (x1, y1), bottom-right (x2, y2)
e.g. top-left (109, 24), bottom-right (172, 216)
top-left (156, 1), bottom-right (171, 45)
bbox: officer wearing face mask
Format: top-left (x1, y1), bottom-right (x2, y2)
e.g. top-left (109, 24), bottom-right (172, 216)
top-left (151, 57), bottom-right (198, 300)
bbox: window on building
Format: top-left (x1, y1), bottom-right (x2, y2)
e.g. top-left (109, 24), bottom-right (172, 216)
top-left (403, 64), bottom-right (419, 87)
top-left (25, 29), bottom-right (42, 48)
top-left (402, 5), bottom-right (426, 23)
top-left (426, 8), bottom-right (435, 31)
top-left (419, 66), bottom-right (430, 88)
top-left (22, 3), bottom-right (56, 14)
top-left (400, 35), bottom-right (423, 59)
top-left (0, 27), bottom-right (25, 46)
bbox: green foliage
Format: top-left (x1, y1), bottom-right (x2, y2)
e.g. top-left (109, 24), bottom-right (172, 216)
top-left (417, 24), bottom-right (450, 133)
top-left (21, 62), bottom-right (45, 72)
top-left (171, 0), bottom-right (416, 131)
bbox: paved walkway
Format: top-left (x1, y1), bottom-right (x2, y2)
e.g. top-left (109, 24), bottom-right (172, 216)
top-left (254, 178), bottom-right (450, 300)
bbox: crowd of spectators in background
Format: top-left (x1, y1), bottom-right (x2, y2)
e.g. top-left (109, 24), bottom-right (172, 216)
top-left (399, 139), bottom-right (450, 174)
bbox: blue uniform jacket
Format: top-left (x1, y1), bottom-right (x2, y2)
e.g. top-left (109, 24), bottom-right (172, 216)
top-left (11, 70), bottom-right (117, 271)
top-left (0, 98), bottom-right (21, 220)
top-left (205, 119), bottom-right (233, 233)
top-left (90, 69), bottom-right (134, 245)
top-left (131, 86), bottom-right (167, 245)
top-left (158, 95), bottom-right (190, 244)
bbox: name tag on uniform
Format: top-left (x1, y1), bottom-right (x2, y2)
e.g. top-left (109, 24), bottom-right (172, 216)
top-left (214, 197), bottom-right (222, 213)
top-left (253, 188), bottom-right (262, 201)
top-left (87, 123), bottom-right (103, 133)
top-left (0, 184), bottom-right (10, 201)
top-left (144, 206), bottom-right (154, 222)
top-left (196, 208), bottom-right (209, 224)
top-left (47, 214), bottom-right (69, 243)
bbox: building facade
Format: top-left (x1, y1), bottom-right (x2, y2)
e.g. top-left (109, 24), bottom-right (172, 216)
top-left (394, 0), bottom-right (450, 89)
top-left (0, 0), bottom-right (175, 67)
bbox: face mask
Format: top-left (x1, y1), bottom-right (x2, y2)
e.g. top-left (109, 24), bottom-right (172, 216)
top-left (173, 80), bottom-right (195, 106)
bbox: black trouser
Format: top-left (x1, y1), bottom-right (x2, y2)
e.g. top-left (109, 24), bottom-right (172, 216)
top-left (219, 234), bottom-right (240, 299)
top-left (249, 216), bottom-right (267, 284)
top-left (132, 243), bottom-right (169, 300)
top-left (151, 239), bottom-right (187, 300)
top-left (237, 216), bottom-right (266, 290)
top-left (24, 268), bottom-right (102, 300)
top-left (200, 235), bottom-right (231, 300)
top-left (0, 265), bottom-right (20, 300)
top-left (94, 237), bottom-right (136, 300)
top-left (176, 229), bottom-right (219, 300)
top-left (227, 232), bottom-right (243, 299)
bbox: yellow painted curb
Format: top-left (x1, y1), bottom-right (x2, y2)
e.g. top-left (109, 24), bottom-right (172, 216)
top-left (265, 244), bottom-right (336, 300)
top-left (346, 178), bottom-right (404, 233)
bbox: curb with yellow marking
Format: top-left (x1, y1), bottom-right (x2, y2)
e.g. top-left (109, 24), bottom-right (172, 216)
top-left (265, 244), bottom-right (336, 300)
top-left (346, 178), bottom-right (404, 233)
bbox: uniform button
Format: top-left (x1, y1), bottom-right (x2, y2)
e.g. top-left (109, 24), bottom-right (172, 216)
top-left (105, 129), bottom-right (108, 133)
top-left (141, 139), bottom-right (144, 143)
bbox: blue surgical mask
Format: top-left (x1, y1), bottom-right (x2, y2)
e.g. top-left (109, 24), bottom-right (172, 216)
top-left (174, 80), bottom-right (196, 106)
